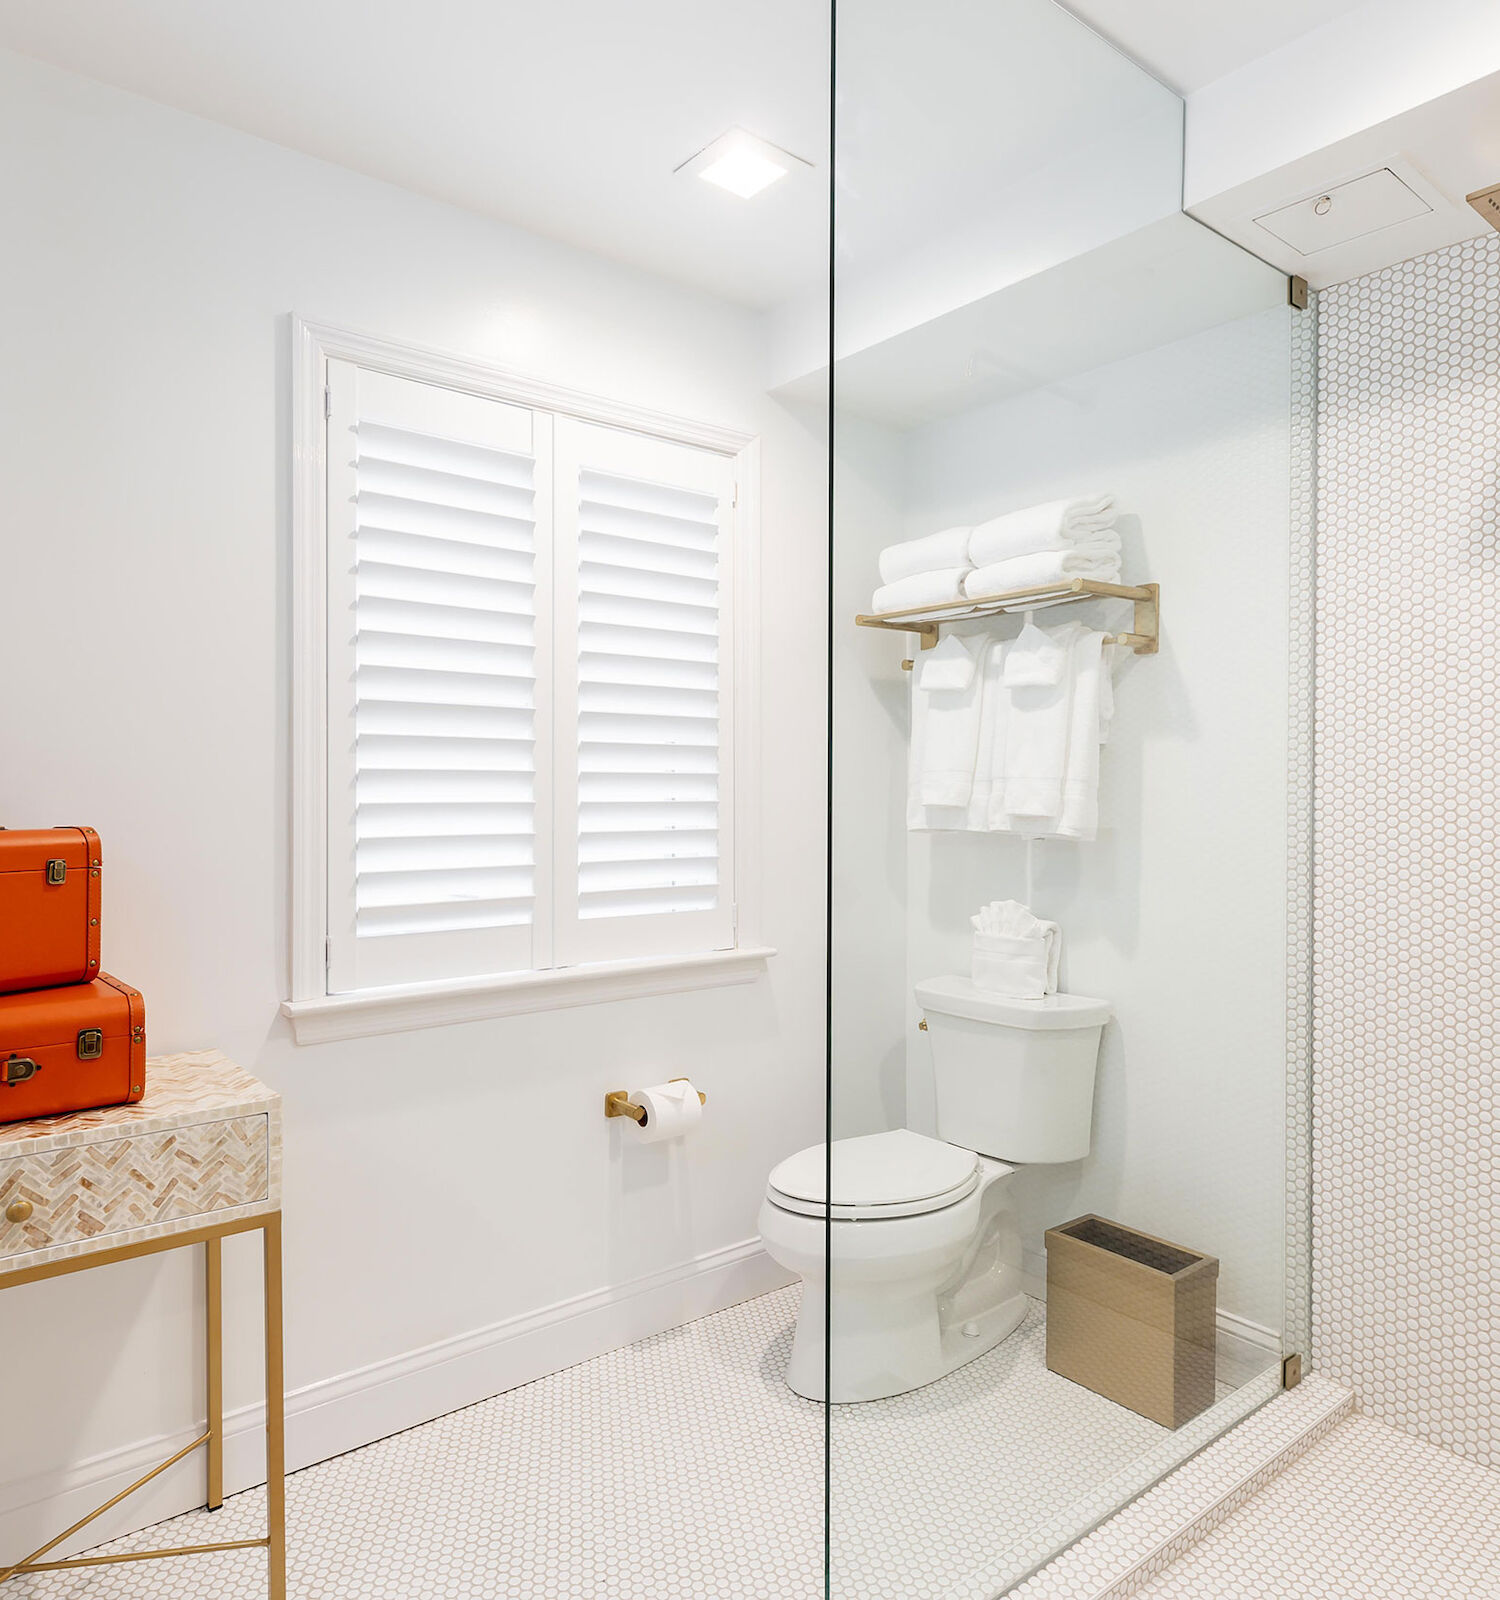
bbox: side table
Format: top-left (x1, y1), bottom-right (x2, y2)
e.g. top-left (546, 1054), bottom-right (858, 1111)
top-left (0, 1051), bottom-right (285, 1596)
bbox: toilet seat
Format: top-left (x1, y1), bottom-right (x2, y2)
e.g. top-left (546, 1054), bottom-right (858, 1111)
top-left (766, 1129), bottom-right (981, 1221)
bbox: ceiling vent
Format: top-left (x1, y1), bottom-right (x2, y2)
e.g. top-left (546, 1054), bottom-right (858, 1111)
top-left (1254, 168), bottom-right (1431, 256)
top-left (1466, 182), bottom-right (1500, 232)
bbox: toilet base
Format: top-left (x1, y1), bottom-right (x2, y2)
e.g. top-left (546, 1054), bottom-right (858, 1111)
top-left (763, 1154), bottom-right (1026, 1404)
top-left (783, 1278), bottom-right (1028, 1403)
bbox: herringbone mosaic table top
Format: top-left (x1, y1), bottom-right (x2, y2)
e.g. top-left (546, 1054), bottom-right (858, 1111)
top-left (0, 1050), bottom-right (276, 1151)
top-left (0, 1052), bottom-right (280, 1271)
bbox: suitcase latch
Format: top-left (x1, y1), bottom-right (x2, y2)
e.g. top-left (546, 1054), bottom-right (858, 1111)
top-left (3, 1056), bottom-right (39, 1086)
top-left (45, 858), bottom-right (67, 885)
top-left (77, 1029), bottom-right (104, 1061)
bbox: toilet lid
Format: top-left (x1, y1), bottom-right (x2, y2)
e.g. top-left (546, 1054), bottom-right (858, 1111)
top-left (767, 1130), bottom-right (980, 1220)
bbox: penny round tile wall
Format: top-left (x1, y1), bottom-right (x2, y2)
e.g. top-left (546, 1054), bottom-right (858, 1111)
top-left (1313, 233), bottom-right (1500, 1467)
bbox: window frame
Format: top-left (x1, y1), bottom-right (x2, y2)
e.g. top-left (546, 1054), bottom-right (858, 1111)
top-left (284, 318), bottom-right (771, 1044)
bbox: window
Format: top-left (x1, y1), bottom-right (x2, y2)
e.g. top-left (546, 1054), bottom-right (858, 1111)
top-left (286, 324), bottom-right (768, 1042)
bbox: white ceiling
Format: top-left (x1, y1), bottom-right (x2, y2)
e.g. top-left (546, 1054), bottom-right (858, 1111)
top-left (0, 0), bottom-right (1373, 312)
top-left (1059, 0), bottom-right (1368, 95)
top-left (0, 0), bottom-right (1177, 313)
top-left (0, 0), bottom-right (832, 309)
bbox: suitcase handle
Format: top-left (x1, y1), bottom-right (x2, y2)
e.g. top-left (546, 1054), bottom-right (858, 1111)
top-left (3, 1056), bottom-right (39, 1086)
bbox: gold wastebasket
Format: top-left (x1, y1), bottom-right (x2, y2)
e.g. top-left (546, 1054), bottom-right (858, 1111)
top-left (1045, 1214), bottom-right (1218, 1429)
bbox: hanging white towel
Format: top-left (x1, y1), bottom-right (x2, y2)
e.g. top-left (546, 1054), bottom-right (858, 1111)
top-left (992, 629), bottom-right (1113, 841)
top-left (997, 622), bottom-right (1084, 819)
top-left (1051, 629), bottom-right (1111, 841)
top-left (968, 495), bottom-right (1115, 568)
top-left (1003, 618), bottom-right (1069, 688)
top-left (965, 541), bottom-right (1121, 599)
top-left (918, 633), bottom-right (978, 692)
top-left (912, 636), bottom-right (992, 809)
top-left (872, 567), bottom-right (971, 615)
top-left (908, 638), bottom-right (1007, 830)
top-left (878, 526), bottom-right (973, 585)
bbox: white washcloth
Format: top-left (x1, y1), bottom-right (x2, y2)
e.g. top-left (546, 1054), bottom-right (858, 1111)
top-left (968, 495), bottom-right (1115, 567)
top-left (1004, 618), bottom-right (1069, 687)
top-left (997, 622), bottom-right (1084, 818)
top-left (964, 540), bottom-right (1121, 599)
top-left (873, 567), bottom-right (970, 615)
top-left (878, 526), bottom-right (973, 585)
top-left (918, 633), bottom-right (977, 692)
top-left (913, 636), bottom-right (992, 808)
top-left (908, 638), bottom-right (1007, 830)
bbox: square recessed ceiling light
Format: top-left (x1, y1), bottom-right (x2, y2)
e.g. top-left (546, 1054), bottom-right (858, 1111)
top-left (676, 128), bottom-right (812, 200)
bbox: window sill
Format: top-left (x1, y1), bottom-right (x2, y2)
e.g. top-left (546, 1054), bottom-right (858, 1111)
top-left (280, 945), bottom-right (776, 1045)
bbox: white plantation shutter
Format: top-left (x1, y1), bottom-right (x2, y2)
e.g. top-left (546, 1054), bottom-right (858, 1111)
top-left (553, 419), bottom-right (736, 965)
top-left (325, 363), bottom-right (552, 991)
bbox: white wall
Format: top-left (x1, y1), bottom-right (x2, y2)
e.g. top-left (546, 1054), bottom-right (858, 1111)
top-left (0, 48), bottom-right (828, 1549)
top-left (892, 309), bottom-right (1294, 1332)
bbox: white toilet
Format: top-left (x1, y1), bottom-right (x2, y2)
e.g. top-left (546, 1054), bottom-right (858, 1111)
top-left (760, 977), bottom-right (1110, 1403)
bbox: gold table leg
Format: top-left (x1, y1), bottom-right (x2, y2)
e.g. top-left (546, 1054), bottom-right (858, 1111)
top-left (0, 1211), bottom-right (287, 1599)
top-left (263, 1213), bottom-right (287, 1600)
top-left (206, 1235), bottom-right (224, 1510)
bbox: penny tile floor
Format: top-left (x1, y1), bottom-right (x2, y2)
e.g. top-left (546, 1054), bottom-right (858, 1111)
top-left (9, 1287), bottom-right (1245, 1599)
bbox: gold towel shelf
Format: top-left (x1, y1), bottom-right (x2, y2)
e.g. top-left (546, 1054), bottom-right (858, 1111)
top-left (856, 578), bottom-right (1159, 662)
top-left (605, 1081), bottom-right (707, 1126)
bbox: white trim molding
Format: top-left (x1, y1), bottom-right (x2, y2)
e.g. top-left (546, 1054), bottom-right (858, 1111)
top-left (281, 943), bottom-right (776, 1043)
top-left (288, 317), bottom-right (767, 1039)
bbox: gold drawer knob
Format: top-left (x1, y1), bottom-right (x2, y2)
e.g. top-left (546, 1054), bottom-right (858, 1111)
top-left (4, 1200), bottom-right (33, 1225)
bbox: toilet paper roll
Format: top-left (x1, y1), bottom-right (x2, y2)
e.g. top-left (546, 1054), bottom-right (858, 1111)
top-left (627, 1079), bottom-right (704, 1143)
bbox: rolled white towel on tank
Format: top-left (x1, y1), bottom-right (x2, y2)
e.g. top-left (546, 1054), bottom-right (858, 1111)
top-left (972, 934), bottom-right (1052, 998)
top-left (872, 566), bottom-right (971, 615)
top-left (970, 899), bottom-right (1061, 996)
top-left (964, 540), bottom-right (1121, 599)
top-left (877, 526), bottom-right (973, 585)
top-left (968, 495), bottom-right (1115, 567)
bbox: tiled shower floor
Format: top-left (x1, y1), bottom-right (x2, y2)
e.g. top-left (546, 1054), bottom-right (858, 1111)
top-left (8, 1287), bottom-right (1244, 1600)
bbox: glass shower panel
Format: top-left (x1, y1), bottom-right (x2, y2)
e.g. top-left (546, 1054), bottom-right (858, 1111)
top-left (825, 2), bottom-right (1307, 1593)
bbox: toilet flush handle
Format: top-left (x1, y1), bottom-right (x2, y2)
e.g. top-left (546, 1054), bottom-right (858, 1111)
top-left (918, 1018), bottom-right (928, 1031)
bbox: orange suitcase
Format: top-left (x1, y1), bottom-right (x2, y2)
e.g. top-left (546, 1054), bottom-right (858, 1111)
top-left (0, 974), bottom-right (145, 1124)
top-left (0, 827), bottom-right (102, 993)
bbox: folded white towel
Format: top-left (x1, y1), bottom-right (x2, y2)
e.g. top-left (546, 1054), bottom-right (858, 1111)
top-left (918, 633), bottom-right (977, 692)
top-left (914, 637), bottom-right (992, 808)
top-left (964, 541), bottom-right (1121, 599)
top-left (1003, 618), bottom-right (1069, 688)
top-left (878, 526), bottom-right (973, 585)
top-left (873, 567), bottom-right (971, 615)
top-left (968, 495), bottom-right (1115, 568)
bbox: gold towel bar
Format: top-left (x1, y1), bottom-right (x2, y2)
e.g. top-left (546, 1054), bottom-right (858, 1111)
top-left (604, 1080), bottom-right (707, 1125)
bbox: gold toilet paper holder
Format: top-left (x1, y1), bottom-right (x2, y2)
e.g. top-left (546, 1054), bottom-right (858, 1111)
top-left (604, 1079), bottom-right (707, 1126)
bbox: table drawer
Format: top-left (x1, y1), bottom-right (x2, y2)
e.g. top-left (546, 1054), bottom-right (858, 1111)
top-left (0, 1114), bottom-right (270, 1260)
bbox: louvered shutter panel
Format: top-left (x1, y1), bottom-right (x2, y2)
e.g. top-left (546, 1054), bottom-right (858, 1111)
top-left (325, 363), bottom-right (553, 991)
top-left (553, 419), bottom-right (736, 965)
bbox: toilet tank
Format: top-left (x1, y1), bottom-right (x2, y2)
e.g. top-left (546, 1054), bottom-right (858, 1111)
top-left (915, 976), bottom-right (1110, 1164)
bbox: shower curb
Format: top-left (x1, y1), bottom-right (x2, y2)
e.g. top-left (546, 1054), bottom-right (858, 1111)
top-left (1006, 1373), bottom-right (1355, 1599)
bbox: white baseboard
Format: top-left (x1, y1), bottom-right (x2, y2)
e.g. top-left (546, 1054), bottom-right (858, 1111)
top-left (0, 1238), bottom-right (791, 1562)
top-left (1021, 1249), bottom-right (1281, 1390)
